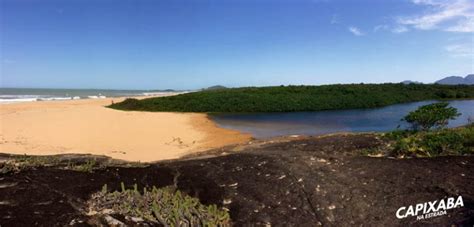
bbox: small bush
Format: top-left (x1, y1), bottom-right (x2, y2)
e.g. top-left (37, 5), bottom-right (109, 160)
top-left (421, 131), bottom-right (464, 156)
top-left (110, 98), bottom-right (144, 110)
top-left (71, 159), bottom-right (97, 173)
top-left (388, 125), bottom-right (474, 157)
top-left (403, 102), bottom-right (460, 131)
top-left (459, 123), bottom-right (474, 150)
top-left (384, 130), bottom-right (415, 140)
top-left (88, 183), bottom-right (231, 226)
top-left (0, 161), bottom-right (18, 174)
top-left (0, 155), bottom-right (61, 174)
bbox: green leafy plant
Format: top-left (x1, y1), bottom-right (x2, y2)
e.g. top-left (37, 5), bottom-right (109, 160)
top-left (72, 159), bottom-right (97, 173)
top-left (403, 102), bottom-right (460, 131)
top-left (387, 124), bottom-right (474, 157)
top-left (89, 183), bottom-right (231, 226)
top-left (0, 155), bottom-right (61, 174)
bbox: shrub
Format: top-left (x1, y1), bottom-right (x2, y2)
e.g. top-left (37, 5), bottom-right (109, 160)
top-left (403, 102), bottom-right (460, 131)
top-left (384, 130), bottom-right (414, 140)
top-left (0, 155), bottom-right (61, 174)
top-left (71, 159), bottom-right (97, 173)
top-left (0, 161), bottom-right (18, 174)
top-left (111, 98), bottom-right (144, 110)
top-left (421, 131), bottom-right (465, 156)
top-left (459, 123), bottom-right (474, 150)
top-left (389, 125), bottom-right (474, 157)
top-left (88, 183), bottom-right (231, 226)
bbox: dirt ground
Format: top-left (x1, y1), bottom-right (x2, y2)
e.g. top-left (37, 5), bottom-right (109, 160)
top-left (1, 133), bottom-right (473, 226)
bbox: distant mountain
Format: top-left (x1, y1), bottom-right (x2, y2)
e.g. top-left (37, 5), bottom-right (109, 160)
top-left (204, 85), bottom-right (227, 90)
top-left (435, 74), bottom-right (474, 85)
top-left (466, 74), bottom-right (474, 84)
top-left (147, 89), bottom-right (176, 92)
top-left (401, 80), bottom-right (422, 84)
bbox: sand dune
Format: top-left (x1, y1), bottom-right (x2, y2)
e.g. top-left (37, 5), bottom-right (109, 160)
top-left (0, 98), bottom-right (250, 162)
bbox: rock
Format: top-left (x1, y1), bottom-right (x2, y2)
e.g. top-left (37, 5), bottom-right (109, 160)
top-left (104, 215), bottom-right (126, 227)
top-left (130, 217), bottom-right (144, 222)
top-left (69, 218), bottom-right (84, 225)
top-left (0, 182), bottom-right (18, 189)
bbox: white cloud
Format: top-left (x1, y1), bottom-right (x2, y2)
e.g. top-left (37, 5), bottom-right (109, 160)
top-left (444, 17), bottom-right (474, 32)
top-left (348, 26), bottom-right (365, 36)
top-left (445, 43), bottom-right (474, 57)
top-left (375, 25), bottom-right (409, 34)
top-left (391, 26), bottom-right (409, 33)
top-left (412, 0), bottom-right (441, 5)
top-left (373, 25), bottom-right (389, 32)
top-left (398, 0), bottom-right (474, 33)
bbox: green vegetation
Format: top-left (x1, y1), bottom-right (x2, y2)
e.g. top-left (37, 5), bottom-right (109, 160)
top-left (385, 124), bottom-right (474, 157)
top-left (403, 102), bottom-right (460, 131)
top-left (0, 155), bottom-right (61, 174)
top-left (69, 159), bottom-right (98, 173)
top-left (109, 84), bottom-right (474, 113)
top-left (359, 147), bottom-right (385, 157)
top-left (381, 103), bottom-right (474, 157)
top-left (0, 155), bottom-right (149, 174)
top-left (0, 156), bottom-right (99, 174)
top-left (89, 183), bottom-right (230, 226)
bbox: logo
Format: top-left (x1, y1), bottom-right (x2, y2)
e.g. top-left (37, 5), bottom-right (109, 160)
top-left (396, 196), bottom-right (464, 220)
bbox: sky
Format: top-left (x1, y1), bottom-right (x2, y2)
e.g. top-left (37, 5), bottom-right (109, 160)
top-left (1, 0), bottom-right (473, 90)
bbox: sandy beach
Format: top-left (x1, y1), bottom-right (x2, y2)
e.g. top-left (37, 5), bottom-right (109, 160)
top-left (0, 97), bottom-right (251, 162)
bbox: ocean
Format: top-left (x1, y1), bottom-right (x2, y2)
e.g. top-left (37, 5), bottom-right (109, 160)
top-left (0, 88), bottom-right (184, 103)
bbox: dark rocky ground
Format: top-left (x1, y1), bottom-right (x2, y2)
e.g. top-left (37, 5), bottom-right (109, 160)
top-left (1, 133), bottom-right (473, 226)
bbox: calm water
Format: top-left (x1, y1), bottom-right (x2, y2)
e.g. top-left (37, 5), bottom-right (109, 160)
top-left (210, 100), bottom-right (474, 139)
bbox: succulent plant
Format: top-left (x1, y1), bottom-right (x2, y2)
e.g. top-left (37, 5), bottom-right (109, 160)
top-left (88, 183), bottom-right (231, 226)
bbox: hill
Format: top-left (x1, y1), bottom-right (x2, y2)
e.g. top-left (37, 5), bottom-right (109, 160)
top-left (109, 84), bottom-right (474, 113)
top-left (435, 74), bottom-right (474, 85)
top-left (203, 85), bottom-right (228, 90)
top-left (400, 80), bottom-right (422, 84)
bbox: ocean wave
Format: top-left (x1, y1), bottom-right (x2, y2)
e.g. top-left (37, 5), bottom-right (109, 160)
top-left (0, 95), bottom-right (41, 103)
top-left (0, 97), bottom-right (40, 103)
top-left (87, 95), bottom-right (107, 99)
top-left (0, 95), bottom-right (111, 103)
top-left (37, 97), bottom-right (75, 101)
top-left (0, 96), bottom-right (80, 103)
top-left (0, 89), bottom-right (188, 104)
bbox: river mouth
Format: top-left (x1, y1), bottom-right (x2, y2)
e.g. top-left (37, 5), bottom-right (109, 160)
top-left (209, 100), bottom-right (474, 139)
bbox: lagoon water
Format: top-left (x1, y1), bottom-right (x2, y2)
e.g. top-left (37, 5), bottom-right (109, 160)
top-left (210, 100), bottom-right (474, 139)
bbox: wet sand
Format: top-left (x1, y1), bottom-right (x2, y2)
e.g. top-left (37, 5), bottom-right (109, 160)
top-left (0, 97), bottom-right (251, 162)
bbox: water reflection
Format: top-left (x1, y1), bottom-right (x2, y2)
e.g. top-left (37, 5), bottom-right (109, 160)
top-left (210, 100), bottom-right (474, 138)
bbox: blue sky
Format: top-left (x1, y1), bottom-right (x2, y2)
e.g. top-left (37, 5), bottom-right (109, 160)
top-left (1, 0), bottom-right (473, 90)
